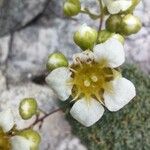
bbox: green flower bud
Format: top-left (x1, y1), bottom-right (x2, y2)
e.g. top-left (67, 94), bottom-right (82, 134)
top-left (73, 24), bottom-right (98, 50)
top-left (97, 30), bottom-right (112, 44)
top-left (121, 14), bottom-right (142, 35)
top-left (106, 15), bottom-right (122, 33)
top-left (63, 0), bottom-right (81, 16)
top-left (111, 33), bottom-right (125, 44)
top-left (19, 129), bottom-right (41, 150)
top-left (19, 98), bottom-right (37, 120)
top-left (97, 30), bottom-right (125, 44)
top-left (46, 52), bottom-right (69, 72)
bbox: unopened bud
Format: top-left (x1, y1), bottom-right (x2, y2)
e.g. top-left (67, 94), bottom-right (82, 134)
top-left (106, 15), bottom-right (122, 33)
top-left (97, 30), bottom-right (112, 44)
top-left (19, 98), bottom-right (37, 120)
top-left (46, 52), bottom-right (68, 72)
top-left (74, 24), bottom-right (98, 50)
top-left (97, 30), bottom-right (125, 44)
top-left (63, 0), bottom-right (81, 16)
top-left (121, 14), bottom-right (142, 35)
top-left (19, 129), bottom-right (41, 150)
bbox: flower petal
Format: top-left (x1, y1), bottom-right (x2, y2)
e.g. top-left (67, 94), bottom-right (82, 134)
top-left (93, 38), bottom-right (125, 68)
top-left (70, 98), bottom-right (104, 127)
top-left (45, 67), bottom-right (73, 101)
top-left (11, 136), bottom-right (31, 150)
top-left (104, 77), bottom-right (136, 111)
top-left (0, 109), bottom-right (14, 132)
top-left (107, 1), bottom-right (132, 14)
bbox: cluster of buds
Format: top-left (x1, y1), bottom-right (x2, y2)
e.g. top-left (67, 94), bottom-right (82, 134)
top-left (102, 0), bottom-right (142, 36)
top-left (45, 0), bottom-right (142, 127)
top-left (63, 0), bottom-right (142, 50)
top-left (0, 98), bottom-right (41, 150)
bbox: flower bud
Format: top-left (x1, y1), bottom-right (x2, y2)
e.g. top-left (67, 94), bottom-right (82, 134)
top-left (19, 129), bottom-right (41, 150)
top-left (46, 52), bottom-right (69, 72)
top-left (73, 24), bottom-right (98, 50)
top-left (111, 33), bottom-right (125, 44)
top-left (97, 30), bottom-right (112, 44)
top-left (121, 14), bottom-right (142, 35)
top-left (97, 30), bottom-right (125, 44)
top-left (19, 98), bottom-right (37, 120)
top-left (106, 15), bottom-right (122, 33)
top-left (63, 0), bottom-right (81, 16)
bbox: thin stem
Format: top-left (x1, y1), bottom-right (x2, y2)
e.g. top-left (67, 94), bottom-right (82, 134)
top-left (25, 107), bottom-right (62, 130)
top-left (98, 0), bottom-right (104, 32)
top-left (80, 9), bottom-right (101, 20)
top-left (96, 0), bottom-right (105, 43)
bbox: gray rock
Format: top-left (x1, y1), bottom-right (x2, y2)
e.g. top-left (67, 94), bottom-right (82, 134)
top-left (4, 0), bottom-right (150, 84)
top-left (0, 35), bottom-right (10, 65)
top-left (6, 19), bottom-right (81, 84)
top-left (0, 70), bottom-right (6, 92)
top-left (0, 82), bottom-right (86, 150)
top-left (0, 0), bottom-right (49, 36)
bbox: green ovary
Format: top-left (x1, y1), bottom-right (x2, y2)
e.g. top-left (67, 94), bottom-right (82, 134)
top-left (0, 128), bottom-right (11, 150)
top-left (71, 61), bottom-right (114, 101)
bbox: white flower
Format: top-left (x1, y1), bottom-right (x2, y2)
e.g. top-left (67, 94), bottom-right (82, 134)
top-left (0, 109), bottom-right (31, 150)
top-left (46, 38), bottom-right (136, 127)
top-left (103, 0), bottom-right (139, 14)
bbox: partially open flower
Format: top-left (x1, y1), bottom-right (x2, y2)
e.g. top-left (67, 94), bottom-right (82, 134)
top-left (0, 109), bottom-right (31, 150)
top-left (103, 0), bottom-right (140, 14)
top-left (46, 38), bottom-right (136, 127)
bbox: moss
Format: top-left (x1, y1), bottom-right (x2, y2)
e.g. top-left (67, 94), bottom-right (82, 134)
top-left (66, 64), bottom-right (150, 150)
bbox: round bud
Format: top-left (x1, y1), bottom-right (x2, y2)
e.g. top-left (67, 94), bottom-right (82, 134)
top-left (19, 98), bottom-right (37, 120)
top-left (111, 33), bottom-right (125, 44)
top-left (121, 14), bottom-right (142, 35)
top-left (97, 30), bottom-right (125, 44)
top-left (106, 15), bottom-right (122, 33)
top-left (73, 24), bottom-right (98, 50)
top-left (97, 30), bottom-right (112, 44)
top-left (63, 0), bottom-right (81, 17)
top-left (19, 129), bottom-right (41, 150)
top-left (46, 52), bottom-right (68, 72)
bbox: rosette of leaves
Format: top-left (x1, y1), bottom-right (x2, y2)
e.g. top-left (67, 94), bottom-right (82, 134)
top-left (66, 64), bottom-right (150, 150)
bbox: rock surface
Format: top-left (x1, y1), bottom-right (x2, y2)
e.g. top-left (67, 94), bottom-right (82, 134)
top-left (0, 78), bottom-right (86, 150)
top-left (0, 0), bottom-right (49, 36)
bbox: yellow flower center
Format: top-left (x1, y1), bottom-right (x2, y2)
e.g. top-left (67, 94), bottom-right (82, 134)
top-left (70, 59), bottom-right (115, 101)
top-left (0, 128), bottom-right (11, 150)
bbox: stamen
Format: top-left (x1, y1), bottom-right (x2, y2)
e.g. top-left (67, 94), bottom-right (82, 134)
top-left (69, 68), bottom-right (77, 73)
top-left (95, 93), bottom-right (104, 105)
top-left (71, 91), bottom-right (81, 101)
top-left (75, 57), bottom-right (83, 68)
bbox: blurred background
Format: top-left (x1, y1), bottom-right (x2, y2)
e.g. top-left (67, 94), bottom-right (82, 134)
top-left (0, 0), bottom-right (149, 150)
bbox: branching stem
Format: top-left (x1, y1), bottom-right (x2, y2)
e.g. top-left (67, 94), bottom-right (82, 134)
top-left (25, 107), bottom-right (62, 130)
